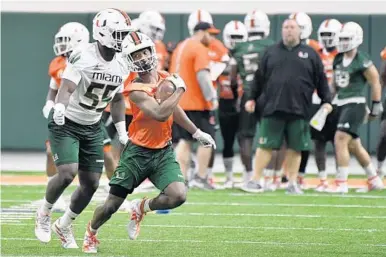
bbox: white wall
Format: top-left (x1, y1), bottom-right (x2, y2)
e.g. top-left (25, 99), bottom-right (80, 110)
top-left (2, 0), bottom-right (386, 14)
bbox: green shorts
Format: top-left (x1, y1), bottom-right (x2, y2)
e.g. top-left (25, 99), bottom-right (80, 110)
top-left (109, 141), bottom-right (185, 193)
top-left (48, 111), bottom-right (104, 172)
top-left (337, 103), bottom-right (366, 138)
top-left (258, 114), bottom-right (311, 151)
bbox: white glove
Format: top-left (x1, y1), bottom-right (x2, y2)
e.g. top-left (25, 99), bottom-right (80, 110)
top-left (114, 121), bottom-right (129, 145)
top-left (192, 129), bottom-right (216, 149)
top-left (370, 101), bottom-right (383, 117)
top-left (165, 74), bottom-right (186, 91)
top-left (53, 103), bottom-right (66, 125)
top-left (42, 100), bottom-right (55, 119)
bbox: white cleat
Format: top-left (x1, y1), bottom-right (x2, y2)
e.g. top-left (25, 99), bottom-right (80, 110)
top-left (314, 181), bottom-right (329, 192)
top-left (35, 210), bottom-right (51, 243)
top-left (327, 182), bottom-right (348, 194)
top-left (356, 176), bottom-right (384, 193)
top-left (82, 222), bottom-right (99, 254)
top-left (52, 196), bottom-right (67, 213)
top-left (127, 198), bottom-right (147, 240)
top-left (223, 179), bottom-right (234, 189)
top-left (286, 184), bottom-right (304, 195)
top-left (51, 218), bottom-right (79, 249)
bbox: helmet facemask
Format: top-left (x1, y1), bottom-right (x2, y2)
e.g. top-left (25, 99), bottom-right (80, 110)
top-left (111, 30), bottom-right (130, 52)
top-left (149, 25), bottom-right (165, 41)
top-left (53, 36), bottom-right (72, 56)
top-left (126, 46), bottom-right (158, 72)
top-left (319, 32), bottom-right (338, 48)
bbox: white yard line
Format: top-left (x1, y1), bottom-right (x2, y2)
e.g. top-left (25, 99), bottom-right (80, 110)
top-left (1, 237), bottom-right (386, 248)
top-left (1, 222), bottom-right (382, 233)
top-left (3, 200), bottom-right (386, 209)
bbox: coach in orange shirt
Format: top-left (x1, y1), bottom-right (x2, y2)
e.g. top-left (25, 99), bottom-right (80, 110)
top-left (170, 22), bottom-right (219, 189)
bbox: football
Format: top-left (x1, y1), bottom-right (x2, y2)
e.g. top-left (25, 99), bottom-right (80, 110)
top-left (154, 79), bottom-right (176, 103)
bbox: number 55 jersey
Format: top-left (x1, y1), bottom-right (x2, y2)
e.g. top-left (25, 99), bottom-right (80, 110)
top-left (62, 42), bottom-right (128, 125)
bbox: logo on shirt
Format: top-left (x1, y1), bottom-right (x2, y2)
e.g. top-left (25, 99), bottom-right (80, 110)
top-left (248, 44), bottom-right (254, 52)
top-left (298, 51), bottom-right (309, 59)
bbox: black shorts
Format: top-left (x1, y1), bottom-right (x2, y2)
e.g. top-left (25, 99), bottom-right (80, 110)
top-left (310, 104), bottom-right (339, 142)
top-left (336, 103), bottom-right (366, 139)
top-left (102, 112), bottom-right (133, 139)
top-left (173, 110), bottom-right (215, 142)
top-left (238, 94), bottom-right (259, 138)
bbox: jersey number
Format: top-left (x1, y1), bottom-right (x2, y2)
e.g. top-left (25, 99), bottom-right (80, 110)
top-left (79, 82), bottom-right (117, 112)
top-left (335, 70), bottom-right (350, 88)
top-left (242, 53), bottom-right (259, 81)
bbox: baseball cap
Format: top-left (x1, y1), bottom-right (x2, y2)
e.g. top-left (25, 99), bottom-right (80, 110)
top-left (193, 22), bottom-right (220, 35)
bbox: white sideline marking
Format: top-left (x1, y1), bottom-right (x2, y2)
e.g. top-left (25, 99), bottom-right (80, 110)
top-left (2, 237), bottom-right (386, 248)
top-left (1, 222), bottom-right (382, 233)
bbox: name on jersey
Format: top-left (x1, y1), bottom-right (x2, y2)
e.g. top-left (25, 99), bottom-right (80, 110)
top-left (92, 72), bottom-right (122, 84)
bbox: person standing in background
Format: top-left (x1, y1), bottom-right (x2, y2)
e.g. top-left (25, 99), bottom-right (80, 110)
top-left (243, 18), bottom-right (332, 194)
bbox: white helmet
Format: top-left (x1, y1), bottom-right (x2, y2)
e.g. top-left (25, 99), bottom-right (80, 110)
top-left (289, 12), bottom-right (312, 40)
top-left (92, 8), bottom-right (133, 52)
top-left (223, 20), bottom-right (248, 49)
top-left (53, 22), bottom-right (89, 56)
top-left (187, 9), bottom-right (213, 36)
top-left (121, 31), bottom-right (158, 72)
top-left (130, 18), bottom-right (141, 32)
top-left (139, 11), bottom-right (166, 41)
top-left (244, 10), bottom-right (270, 40)
top-left (318, 19), bottom-right (342, 48)
top-left (337, 22), bottom-right (363, 53)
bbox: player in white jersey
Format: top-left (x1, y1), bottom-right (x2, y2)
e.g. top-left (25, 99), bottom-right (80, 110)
top-left (35, 8), bottom-right (134, 249)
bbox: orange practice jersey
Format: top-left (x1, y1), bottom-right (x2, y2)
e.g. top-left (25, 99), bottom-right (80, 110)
top-left (105, 72), bottom-right (137, 115)
top-left (317, 48), bottom-right (338, 86)
top-left (169, 38), bottom-right (211, 111)
top-left (126, 71), bottom-right (172, 149)
top-left (381, 47), bottom-right (386, 60)
top-left (208, 38), bottom-right (229, 63)
top-left (307, 39), bottom-right (323, 52)
top-left (48, 56), bottom-right (67, 87)
top-left (218, 73), bottom-right (243, 100)
top-left (155, 40), bottom-right (169, 71)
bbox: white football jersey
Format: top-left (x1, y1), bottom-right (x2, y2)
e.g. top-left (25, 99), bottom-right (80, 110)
top-left (61, 43), bottom-right (128, 125)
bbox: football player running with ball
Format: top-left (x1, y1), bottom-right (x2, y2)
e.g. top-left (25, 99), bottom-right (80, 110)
top-left (35, 8), bottom-right (134, 248)
top-left (81, 32), bottom-right (216, 253)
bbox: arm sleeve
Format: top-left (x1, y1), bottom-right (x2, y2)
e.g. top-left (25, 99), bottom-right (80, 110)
top-left (49, 78), bottom-right (58, 90)
top-left (315, 53), bottom-right (332, 104)
top-left (196, 70), bottom-right (217, 101)
top-left (61, 63), bottom-right (82, 85)
top-left (249, 49), bottom-right (268, 101)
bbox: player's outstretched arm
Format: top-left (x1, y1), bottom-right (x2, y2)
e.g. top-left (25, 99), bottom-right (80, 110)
top-left (111, 93), bottom-right (129, 145)
top-left (364, 65), bottom-right (383, 117)
top-left (129, 88), bottom-right (185, 122)
top-left (173, 105), bottom-right (198, 134)
top-left (173, 105), bottom-right (216, 149)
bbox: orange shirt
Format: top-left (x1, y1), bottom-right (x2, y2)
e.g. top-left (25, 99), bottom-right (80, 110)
top-left (105, 72), bottom-right (137, 115)
top-left (307, 39), bottom-right (323, 52)
top-left (381, 47), bottom-right (386, 60)
top-left (169, 38), bottom-right (211, 111)
top-left (208, 38), bottom-right (229, 63)
top-left (155, 40), bottom-right (169, 71)
top-left (48, 56), bottom-right (67, 87)
top-left (317, 48), bottom-right (338, 86)
top-left (127, 71), bottom-right (172, 149)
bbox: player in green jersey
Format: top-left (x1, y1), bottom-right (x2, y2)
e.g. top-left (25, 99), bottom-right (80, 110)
top-left (332, 22), bottom-right (384, 193)
top-left (230, 10), bottom-right (274, 186)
